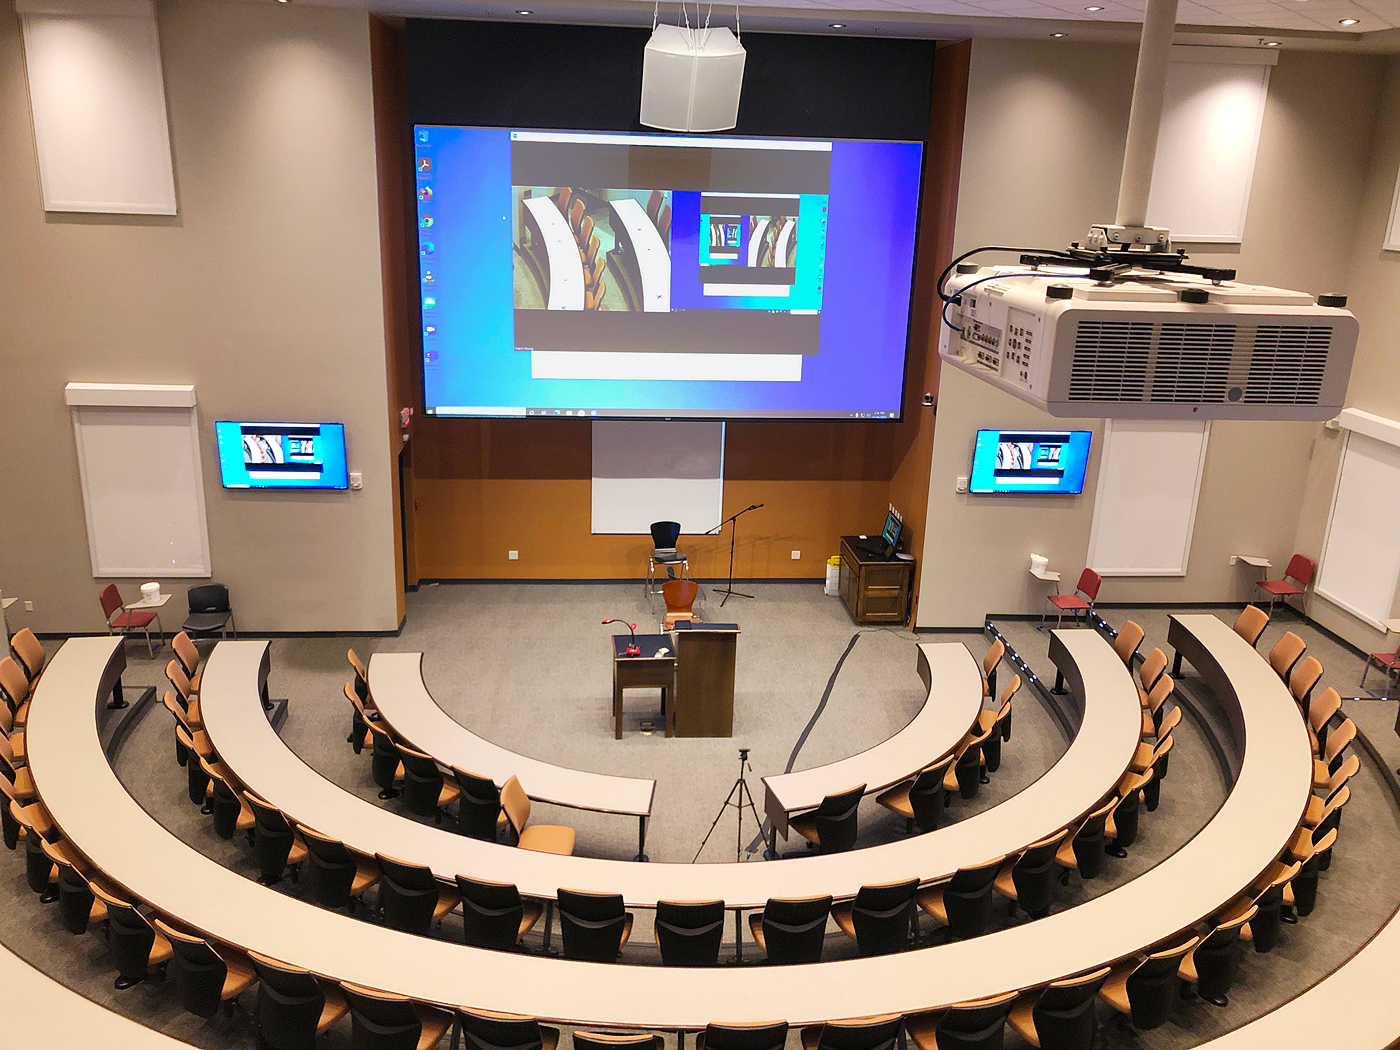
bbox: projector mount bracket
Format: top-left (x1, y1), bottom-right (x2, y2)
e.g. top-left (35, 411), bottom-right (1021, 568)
top-left (1016, 244), bottom-right (1237, 286)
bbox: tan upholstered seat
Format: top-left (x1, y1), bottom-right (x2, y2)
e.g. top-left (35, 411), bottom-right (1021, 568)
top-left (501, 775), bottom-right (576, 856)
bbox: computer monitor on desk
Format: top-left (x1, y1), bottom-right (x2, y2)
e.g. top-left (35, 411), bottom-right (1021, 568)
top-left (856, 507), bottom-right (903, 560)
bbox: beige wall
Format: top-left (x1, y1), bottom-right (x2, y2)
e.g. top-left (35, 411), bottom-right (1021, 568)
top-left (918, 40), bottom-right (1386, 628)
top-left (0, 1), bottom-right (400, 634)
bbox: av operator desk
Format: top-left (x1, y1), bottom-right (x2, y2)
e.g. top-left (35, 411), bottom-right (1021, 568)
top-left (839, 535), bottom-right (915, 624)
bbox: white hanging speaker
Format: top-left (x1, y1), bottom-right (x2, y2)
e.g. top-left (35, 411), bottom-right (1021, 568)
top-left (640, 15), bottom-right (746, 133)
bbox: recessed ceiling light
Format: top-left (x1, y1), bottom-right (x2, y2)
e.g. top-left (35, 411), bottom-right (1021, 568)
top-left (1084, 6), bottom-right (1103, 11)
top-left (516, 8), bottom-right (533, 13)
top-left (829, 22), bottom-right (846, 27)
top-left (1339, 17), bottom-right (1360, 24)
top-left (1051, 31), bottom-right (1068, 37)
top-left (1264, 39), bottom-right (1281, 45)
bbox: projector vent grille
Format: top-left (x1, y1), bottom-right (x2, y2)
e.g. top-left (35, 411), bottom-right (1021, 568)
top-left (1243, 326), bottom-right (1332, 405)
top-left (1150, 324), bottom-right (1237, 403)
top-left (1069, 321), bottom-right (1151, 402)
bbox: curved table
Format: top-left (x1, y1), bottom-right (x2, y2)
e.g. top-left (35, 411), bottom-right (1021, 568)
top-left (205, 634), bottom-right (1138, 910)
top-left (368, 652), bottom-right (655, 858)
top-left (24, 621), bottom-right (1308, 1029)
top-left (521, 196), bottom-right (584, 311)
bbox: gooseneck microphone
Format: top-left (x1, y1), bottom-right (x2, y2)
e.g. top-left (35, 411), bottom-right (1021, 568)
top-left (602, 618), bottom-right (640, 656)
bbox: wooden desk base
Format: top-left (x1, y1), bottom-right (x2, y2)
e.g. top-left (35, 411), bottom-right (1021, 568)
top-left (613, 658), bottom-right (675, 739)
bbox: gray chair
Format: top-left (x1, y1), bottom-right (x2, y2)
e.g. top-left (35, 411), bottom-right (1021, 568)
top-left (182, 584), bottom-right (236, 638)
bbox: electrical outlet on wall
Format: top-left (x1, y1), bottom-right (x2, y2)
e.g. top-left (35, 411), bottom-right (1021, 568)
top-left (791, 550), bottom-right (801, 560)
top-left (24, 601), bottom-right (33, 612)
top-left (348, 472), bottom-right (363, 490)
top-left (508, 550), bottom-right (519, 561)
top-left (956, 477), bottom-right (969, 493)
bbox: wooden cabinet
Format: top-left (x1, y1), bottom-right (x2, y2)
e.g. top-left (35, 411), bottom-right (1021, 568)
top-left (839, 536), bottom-right (914, 625)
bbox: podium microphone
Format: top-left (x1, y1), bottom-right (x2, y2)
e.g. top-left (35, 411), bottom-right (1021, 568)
top-left (603, 618), bottom-right (640, 656)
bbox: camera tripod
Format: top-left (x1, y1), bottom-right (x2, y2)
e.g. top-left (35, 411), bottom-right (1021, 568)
top-left (692, 747), bottom-right (764, 864)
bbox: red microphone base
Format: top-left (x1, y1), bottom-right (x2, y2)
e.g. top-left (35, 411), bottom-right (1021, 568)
top-left (625, 644), bottom-right (641, 656)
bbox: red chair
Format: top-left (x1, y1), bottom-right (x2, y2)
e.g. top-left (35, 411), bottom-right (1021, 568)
top-left (1042, 568), bottom-right (1102, 629)
top-left (1256, 554), bottom-right (1315, 619)
top-left (1361, 649), bottom-right (1400, 691)
top-left (98, 584), bottom-right (162, 658)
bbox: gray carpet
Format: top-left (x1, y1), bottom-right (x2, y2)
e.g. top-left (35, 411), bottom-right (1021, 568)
top-left (0, 587), bottom-right (1395, 1050)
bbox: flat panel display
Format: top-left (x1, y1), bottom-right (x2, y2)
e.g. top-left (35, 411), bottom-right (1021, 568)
top-left (216, 422), bottom-right (349, 490)
top-left (970, 430), bottom-right (1092, 495)
top-left (414, 126), bottom-right (923, 420)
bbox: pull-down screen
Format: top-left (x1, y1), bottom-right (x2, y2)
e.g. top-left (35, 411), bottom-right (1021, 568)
top-left (414, 127), bottom-right (922, 420)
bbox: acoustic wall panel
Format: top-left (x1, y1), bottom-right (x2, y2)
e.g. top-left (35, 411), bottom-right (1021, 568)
top-left (1145, 46), bottom-right (1274, 244)
top-left (592, 421), bottom-right (724, 535)
top-left (1086, 419), bottom-right (1209, 577)
top-left (18, 0), bottom-right (177, 215)
top-left (1316, 429), bottom-right (1400, 630)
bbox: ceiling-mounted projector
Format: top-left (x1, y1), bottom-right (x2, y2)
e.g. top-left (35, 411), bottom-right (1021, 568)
top-left (938, 265), bottom-right (1357, 421)
top-left (640, 23), bottom-right (745, 133)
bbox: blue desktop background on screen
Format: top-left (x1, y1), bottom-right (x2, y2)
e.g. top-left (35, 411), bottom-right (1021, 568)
top-left (415, 126), bottom-right (922, 418)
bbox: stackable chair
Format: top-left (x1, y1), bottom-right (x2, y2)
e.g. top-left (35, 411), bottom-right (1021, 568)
top-left (182, 583), bottom-right (236, 639)
top-left (876, 755), bottom-right (955, 835)
top-left (798, 1015), bottom-right (904, 1050)
top-left (995, 832), bottom-right (1067, 920)
top-left (299, 824), bottom-right (379, 915)
top-left (748, 895), bottom-right (832, 964)
top-left (248, 952), bottom-right (350, 1050)
top-left (92, 885), bottom-right (173, 989)
top-left (457, 875), bottom-right (544, 952)
top-left (788, 784), bottom-right (864, 855)
top-left (1055, 798), bottom-right (1117, 884)
top-left (647, 521), bottom-right (689, 595)
top-left (916, 857), bottom-right (1004, 942)
top-left (654, 898), bottom-right (725, 966)
top-left (1233, 605), bottom-right (1269, 648)
top-left (557, 888), bottom-right (633, 963)
top-left (1042, 568), bottom-right (1102, 629)
top-left (830, 878), bottom-right (918, 957)
top-left (1362, 646), bottom-right (1400, 691)
top-left (397, 745), bottom-right (461, 822)
top-left (905, 992), bottom-right (1017, 1050)
top-left (1179, 904), bottom-right (1256, 1007)
top-left (1268, 632), bottom-right (1307, 682)
top-left (99, 584), bottom-right (161, 657)
top-left (501, 775), bottom-right (575, 855)
top-left (375, 854), bottom-right (461, 935)
top-left (452, 768), bottom-right (507, 841)
top-left (1008, 968), bottom-right (1110, 1050)
top-left (245, 792), bottom-right (308, 885)
top-left (155, 920), bottom-right (258, 1018)
top-left (457, 1009), bottom-right (561, 1050)
top-left (1097, 938), bottom-right (1198, 1030)
top-left (1113, 621), bottom-right (1145, 667)
top-left (696, 1023), bottom-right (789, 1050)
top-left (1289, 656), bottom-right (1324, 715)
top-left (340, 983), bottom-right (453, 1050)
top-left (1256, 554), bottom-right (1314, 618)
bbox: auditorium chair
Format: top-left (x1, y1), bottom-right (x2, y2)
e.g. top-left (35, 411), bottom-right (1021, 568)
top-left (980, 639), bottom-right (1004, 698)
top-left (980, 676), bottom-right (1019, 773)
top-left (646, 189), bottom-right (663, 223)
top-left (1097, 937), bottom-right (1198, 1030)
top-left (47, 843), bottom-right (105, 935)
top-left (875, 754), bottom-right (955, 834)
top-left (366, 720), bottom-right (405, 799)
top-left (995, 831), bottom-right (1067, 920)
top-left (905, 991), bottom-right (1016, 1050)
top-left (456, 875), bottom-right (543, 952)
top-left (1137, 648), bottom-right (1168, 698)
top-left (248, 951), bottom-right (350, 1050)
top-left (1289, 656), bottom-right (1324, 715)
top-left (178, 729), bottom-right (210, 807)
top-left (99, 583), bottom-right (161, 658)
top-left (551, 187), bottom-right (571, 218)
top-left (573, 1034), bottom-right (661, 1050)
top-left (1314, 718), bottom-right (1356, 788)
top-left (1106, 771), bottom-right (1153, 858)
top-left (1140, 673), bottom-right (1173, 739)
top-left (1179, 904), bottom-right (1256, 1007)
top-left (696, 1023), bottom-right (789, 1050)
top-left (798, 1014), bottom-right (904, 1050)
top-left (397, 745), bottom-right (461, 822)
top-left (155, 920), bottom-right (258, 1018)
top-left (0, 655), bottom-right (29, 713)
top-left (12, 800), bottom-right (57, 901)
top-left (568, 199), bottom-right (584, 235)
top-left (172, 631), bottom-right (203, 692)
top-left (1246, 860), bottom-right (1302, 952)
top-left (831, 879), bottom-right (918, 957)
top-left (657, 204), bottom-right (671, 241)
top-left (340, 983), bottom-right (453, 1050)
top-left (92, 885), bottom-right (173, 989)
top-left (1135, 730), bottom-right (1175, 812)
top-left (1256, 553), bottom-right (1314, 619)
top-left (789, 783), bottom-right (865, 854)
top-left (1267, 631), bottom-right (1307, 682)
top-left (1289, 826), bottom-right (1338, 917)
top-left (457, 1009), bottom-right (561, 1050)
top-left (501, 775), bottom-right (576, 855)
top-left (946, 725), bottom-right (995, 800)
top-left (1055, 797), bottom-right (1117, 884)
top-left (1233, 605), bottom-right (1269, 648)
top-left (0, 772), bottom-right (25, 849)
top-left (299, 824), bottom-right (379, 915)
top-left (162, 691), bottom-right (192, 766)
top-left (1041, 568), bottom-right (1101, 629)
top-left (748, 895), bottom-right (832, 964)
top-left (10, 628), bottom-right (46, 682)
top-left (577, 215), bottom-right (595, 256)
top-left (344, 683), bottom-right (375, 755)
top-left (916, 857), bottom-right (1004, 942)
top-left (654, 898), bottom-right (725, 966)
top-left (203, 758), bottom-right (255, 841)
top-left (557, 888), bottom-right (634, 963)
top-left (585, 277), bottom-right (608, 312)
top-left (165, 659), bottom-right (199, 724)
top-left (347, 648), bottom-right (371, 702)
top-left (1307, 686), bottom-right (1343, 754)
top-left (452, 767), bottom-right (507, 841)
top-left (245, 792), bottom-right (308, 885)
top-left (1113, 620), bottom-right (1145, 666)
top-left (1008, 968), bottom-right (1110, 1050)
top-left (375, 854), bottom-right (461, 936)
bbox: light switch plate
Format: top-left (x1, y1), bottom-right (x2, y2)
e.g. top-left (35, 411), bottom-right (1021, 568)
top-left (956, 476), bottom-right (969, 493)
top-left (791, 550), bottom-right (801, 560)
top-left (348, 472), bottom-right (363, 490)
top-left (508, 550), bottom-right (519, 560)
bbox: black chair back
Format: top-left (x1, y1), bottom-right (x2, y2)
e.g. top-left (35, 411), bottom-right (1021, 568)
top-left (302, 827), bottom-right (359, 911)
top-left (1032, 970), bottom-right (1108, 1050)
top-left (1194, 918), bottom-right (1249, 1004)
top-left (457, 875), bottom-right (528, 951)
top-left (341, 984), bottom-right (422, 1050)
top-left (558, 888), bottom-right (629, 963)
top-left (1111, 785), bottom-right (1142, 851)
top-left (398, 748), bottom-right (446, 818)
top-left (454, 768), bottom-right (502, 841)
top-left (759, 895), bottom-right (831, 964)
top-left (0, 795), bottom-right (20, 851)
top-left (811, 1017), bottom-right (902, 1050)
top-left (25, 829), bottom-right (53, 896)
top-left (700, 1023), bottom-right (790, 1050)
top-left (908, 759), bottom-right (952, 833)
top-left (943, 860), bottom-right (1000, 941)
top-left (982, 726), bottom-right (1003, 774)
top-left (953, 743), bottom-right (983, 800)
top-left (56, 862), bottom-right (95, 934)
top-left (370, 727), bottom-right (401, 799)
top-left (1008, 835), bottom-right (1063, 919)
top-left (1068, 808), bottom-right (1111, 881)
top-left (655, 899), bottom-right (725, 966)
top-left (1124, 943), bottom-right (1194, 1029)
top-left (849, 879), bottom-right (917, 957)
top-left (188, 584), bottom-right (230, 614)
top-left (650, 521), bottom-right (681, 550)
top-left (186, 754), bottom-right (211, 807)
top-left (457, 1008), bottom-right (550, 1050)
top-left (377, 854), bottom-right (442, 936)
top-left (934, 993), bottom-right (1016, 1050)
top-left (208, 775), bottom-right (243, 841)
top-left (574, 1035), bottom-right (655, 1050)
top-left (165, 931), bottom-right (230, 1018)
top-left (246, 794), bottom-right (297, 882)
top-left (813, 784), bottom-right (864, 855)
top-left (250, 954), bottom-right (327, 1050)
top-left (1251, 882), bottom-right (1284, 953)
top-left (104, 897), bottom-right (158, 986)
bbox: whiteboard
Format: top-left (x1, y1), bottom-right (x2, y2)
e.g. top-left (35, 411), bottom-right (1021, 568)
top-left (591, 420), bottom-right (724, 535)
top-left (69, 394), bottom-right (211, 578)
top-left (1086, 420), bottom-right (1210, 577)
top-left (1145, 50), bottom-right (1272, 244)
top-left (1316, 430), bottom-right (1400, 630)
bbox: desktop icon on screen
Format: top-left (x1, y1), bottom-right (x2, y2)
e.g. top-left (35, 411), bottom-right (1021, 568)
top-left (418, 157), bottom-right (432, 172)
top-left (423, 297), bottom-right (436, 309)
top-left (422, 271), bottom-right (434, 283)
top-left (420, 216), bottom-right (433, 228)
top-left (417, 129), bottom-right (430, 144)
top-left (419, 186), bottom-right (433, 202)
top-left (421, 241), bottom-right (435, 256)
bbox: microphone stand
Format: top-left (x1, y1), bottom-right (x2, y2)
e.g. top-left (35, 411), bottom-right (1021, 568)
top-left (706, 503), bottom-right (763, 607)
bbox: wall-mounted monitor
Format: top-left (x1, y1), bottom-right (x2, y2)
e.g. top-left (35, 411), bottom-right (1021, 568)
top-left (412, 126), bottom-right (923, 421)
top-left (216, 422), bottom-right (349, 490)
top-left (969, 430), bottom-right (1092, 495)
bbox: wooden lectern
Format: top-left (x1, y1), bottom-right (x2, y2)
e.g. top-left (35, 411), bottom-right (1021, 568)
top-left (672, 622), bottom-right (739, 737)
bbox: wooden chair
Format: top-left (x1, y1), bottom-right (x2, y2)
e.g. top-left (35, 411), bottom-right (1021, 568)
top-left (1041, 568), bottom-right (1102, 629)
top-left (662, 578), bottom-right (699, 628)
top-left (10, 628), bottom-right (45, 683)
top-left (1256, 553), bottom-right (1314, 618)
top-left (1233, 605), bottom-right (1269, 648)
top-left (1267, 631), bottom-right (1307, 682)
top-left (171, 632), bottom-right (203, 692)
top-left (875, 754), bottom-right (955, 834)
top-left (1307, 686), bottom-right (1343, 754)
top-left (1137, 648), bottom-right (1168, 698)
top-left (980, 639), bottom-right (1005, 698)
top-left (1288, 656), bottom-right (1324, 714)
top-left (0, 656), bottom-right (28, 713)
top-left (1313, 718), bottom-right (1356, 788)
top-left (1113, 621), bottom-right (1145, 667)
top-left (1098, 937), bottom-right (1198, 1030)
top-left (155, 920), bottom-right (258, 1018)
top-left (501, 775), bottom-right (575, 855)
